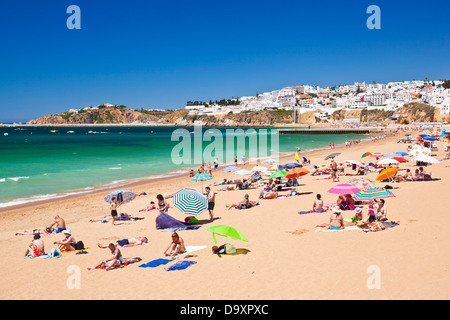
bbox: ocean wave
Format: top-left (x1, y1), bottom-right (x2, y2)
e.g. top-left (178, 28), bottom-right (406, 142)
top-left (108, 167), bottom-right (122, 170)
top-left (7, 176), bottom-right (30, 182)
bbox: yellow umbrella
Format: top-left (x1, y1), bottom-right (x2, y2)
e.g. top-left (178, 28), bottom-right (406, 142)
top-left (376, 168), bottom-right (398, 182)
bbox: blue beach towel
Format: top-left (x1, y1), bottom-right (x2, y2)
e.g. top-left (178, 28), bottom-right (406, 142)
top-left (139, 258), bottom-right (173, 268)
top-left (161, 226), bottom-right (201, 232)
top-left (166, 260), bottom-right (197, 271)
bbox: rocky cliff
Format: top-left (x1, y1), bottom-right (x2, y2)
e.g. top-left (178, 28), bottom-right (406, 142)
top-left (396, 102), bottom-right (450, 124)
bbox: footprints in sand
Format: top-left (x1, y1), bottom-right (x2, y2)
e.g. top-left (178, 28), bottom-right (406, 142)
top-left (287, 229), bottom-right (309, 235)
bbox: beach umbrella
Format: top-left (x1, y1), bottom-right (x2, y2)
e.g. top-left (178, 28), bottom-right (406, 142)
top-left (269, 170), bottom-right (288, 179)
top-left (354, 187), bottom-right (395, 200)
top-left (250, 165), bottom-right (268, 172)
top-left (361, 152), bottom-right (374, 158)
top-left (327, 184), bottom-right (361, 195)
top-left (104, 190), bottom-right (136, 205)
top-left (324, 153), bottom-right (341, 160)
top-left (283, 162), bottom-right (303, 169)
top-left (207, 225), bottom-right (248, 244)
top-left (395, 151), bottom-right (409, 157)
top-left (411, 155), bottom-right (439, 164)
top-left (347, 177), bottom-right (377, 190)
top-left (376, 168), bottom-right (399, 182)
top-left (269, 164), bottom-right (284, 170)
top-left (222, 166), bottom-right (239, 172)
top-left (368, 152), bottom-right (384, 158)
top-left (285, 167), bottom-right (310, 178)
top-left (172, 188), bottom-right (208, 216)
top-left (383, 153), bottom-right (398, 158)
top-left (392, 157), bottom-right (408, 163)
top-left (191, 173), bottom-right (213, 192)
top-left (377, 158), bottom-right (399, 165)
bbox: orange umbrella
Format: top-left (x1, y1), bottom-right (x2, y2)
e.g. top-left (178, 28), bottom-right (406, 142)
top-left (376, 168), bottom-right (398, 181)
top-left (285, 167), bottom-right (310, 178)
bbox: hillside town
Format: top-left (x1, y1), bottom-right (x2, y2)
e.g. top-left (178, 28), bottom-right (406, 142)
top-left (186, 80), bottom-right (450, 123)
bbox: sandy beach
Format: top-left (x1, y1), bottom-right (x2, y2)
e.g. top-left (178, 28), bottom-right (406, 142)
top-left (1, 127), bottom-right (449, 300)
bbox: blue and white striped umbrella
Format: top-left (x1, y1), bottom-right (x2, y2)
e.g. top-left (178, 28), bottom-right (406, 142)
top-left (172, 188), bottom-right (208, 216)
top-left (222, 166), bottom-right (239, 172)
top-left (104, 190), bottom-right (136, 204)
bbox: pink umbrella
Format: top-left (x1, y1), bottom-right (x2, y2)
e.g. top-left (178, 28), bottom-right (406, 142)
top-left (328, 184), bottom-right (361, 195)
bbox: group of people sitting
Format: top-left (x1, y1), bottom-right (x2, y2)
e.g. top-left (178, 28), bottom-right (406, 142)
top-left (393, 167), bottom-right (431, 182)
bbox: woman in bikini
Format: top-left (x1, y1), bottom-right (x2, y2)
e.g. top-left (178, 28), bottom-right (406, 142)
top-left (156, 194), bottom-right (169, 213)
top-left (24, 233), bottom-right (45, 257)
top-left (164, 232), bottom-right (186, 257)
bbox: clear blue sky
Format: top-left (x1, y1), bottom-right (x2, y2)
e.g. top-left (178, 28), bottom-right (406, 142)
top-left (0, 0), bottom-right (449, 122)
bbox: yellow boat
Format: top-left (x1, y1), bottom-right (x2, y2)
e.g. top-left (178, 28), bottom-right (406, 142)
top-left (50, 130), bottom-right (58, 133)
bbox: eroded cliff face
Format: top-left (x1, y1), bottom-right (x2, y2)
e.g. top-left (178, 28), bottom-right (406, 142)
top-left (28, 107), bottom-right (160, 125)
top-left (395, 102), bottom-right (450, 124)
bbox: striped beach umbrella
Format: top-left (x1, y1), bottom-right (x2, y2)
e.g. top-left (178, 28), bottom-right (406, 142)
top-left (354, 187), bottom-right (395, 200)
top-left (347, 177), bottom-right (377, 190)
top-left (328, 184), bottom-right (361, 195)
top-left (172, 188), bottom-right (208, 216)
top-left (222, 166), bottom-right (239, 172)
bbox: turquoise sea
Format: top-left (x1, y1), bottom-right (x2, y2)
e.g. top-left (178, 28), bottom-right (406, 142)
top-left (0, 126), bottom-right (366, 208)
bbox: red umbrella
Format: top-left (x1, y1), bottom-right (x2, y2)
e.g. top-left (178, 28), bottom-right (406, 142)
top-left (392, 157), bottom-right (408, 163)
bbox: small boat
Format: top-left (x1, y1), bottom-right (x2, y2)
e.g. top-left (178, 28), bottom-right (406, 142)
top-left (50, 130), bottom-right (58, 133)
top-left (67, 131), bottom-right (75, 134)
top-left (3, 133), bottom-right (8, 136)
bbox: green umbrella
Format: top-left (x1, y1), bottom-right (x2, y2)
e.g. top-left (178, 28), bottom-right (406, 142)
top-left (207, 225), bottom-right (248, 244)
top-left (172, 188), bottom-right (208, 216)
top-left (325, 152), bottom-right (341, 160)
top-left (269, 170), bottom-right (288, 179)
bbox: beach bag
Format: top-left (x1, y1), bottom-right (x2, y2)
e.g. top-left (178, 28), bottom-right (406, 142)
top-left (224, 243), bottom-right (236, 254)
top-left (74, 241), bottom-right (85, 250)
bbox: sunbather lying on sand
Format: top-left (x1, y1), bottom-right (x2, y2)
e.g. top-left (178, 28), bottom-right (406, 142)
top-left (98, 236), bottom-right (148, 248)
top-left (90, 212), bottom-right (131, 222)
top-left (259, 190), bottom-right (278, 199)
top-left (226, 194), bottom-right (259, 209)
top-left (16, 227), bottom-right (54, 236)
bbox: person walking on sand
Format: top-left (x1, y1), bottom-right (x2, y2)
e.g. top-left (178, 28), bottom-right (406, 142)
top-left (205, 186), bottom-right (215, 221)
top-left (110, 197), bottom-right (119, 225)
top-left (48, 215), bottom-right (66, 233)
top-left (164, 232), bottom-right (186, 257)
top-left (331, 160), bottom-right (338, 182)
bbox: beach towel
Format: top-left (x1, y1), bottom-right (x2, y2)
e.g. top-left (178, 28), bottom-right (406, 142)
top-left (315, 225), bottom-right (362, 232)
top-left (298, 209), bottom-right (327, 215)
top-left (96, 257), bottom-right (142, 270)
top-left (25, 249), bottom-right (61, 259)
top-left (156, 212), bottom-right (188, 229)
top-left (180, 245), bottom-right (207, 255)
top-left (139, 258), bottom-right (174, 268)
top-left (140, 206), bottom-right (172, 212)
top-left (165, 260), bottom-right (197, 271)
top-left (161, 226), bottom-right (201, 232)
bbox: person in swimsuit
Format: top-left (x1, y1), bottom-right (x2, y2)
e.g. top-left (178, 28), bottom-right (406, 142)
top-left (227, 194), bottom-right (259, 209)
top-left (48, 215), bottom-right (66, 233)
top-left (164, 232), bottom-right (186, 257)
top-left (259, 190), bottom-right (278, 200)
top-left (16, 226), bottom-right (54, 236)
top-left (312, 194), bottom-right (324, 212)
top-left (98, 236), bottom-right (148, 248)
top-left (88, 243), bottom-right (123, 271)
top-left (205, 187), bottom-right (215, 221)
top-left (328, 206), bottom-right (344, 230)
top-left (53, 229), bottom-right (77, 251)
top-left (110, 197), bottom-right (119, 225)
top-left (24, 233), bottom-right (45, 257)
top-left (156, 194), bottom-right (169, 213)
